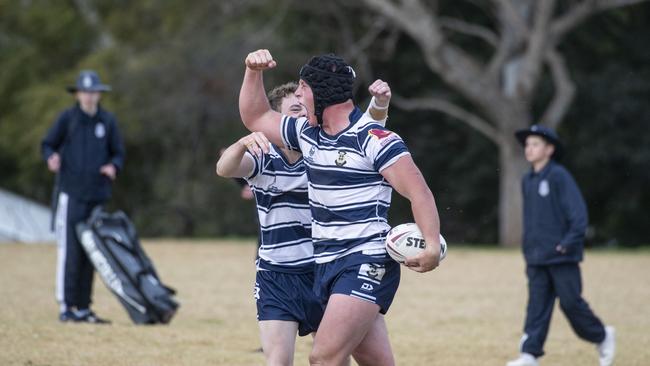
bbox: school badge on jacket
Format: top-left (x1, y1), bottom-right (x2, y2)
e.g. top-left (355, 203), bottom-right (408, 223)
top-left (538, 179), bottom-right (550, 197)
top-left (95, 123), bottom-right (106, 139)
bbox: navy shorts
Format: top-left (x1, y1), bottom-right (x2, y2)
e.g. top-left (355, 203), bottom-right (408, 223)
top-left (254, 270), bottom-right (324, 336)
top-left (314, 252), bottom-right (401, 314)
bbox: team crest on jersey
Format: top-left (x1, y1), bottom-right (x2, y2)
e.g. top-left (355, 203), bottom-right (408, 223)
top-left (368, 129), bottom-right (392, 139)
top-left (335, 151), bottom-right (347, 166)
top-left (95, 123), bottom-right (106, 138)
top-left (267, 185), bottom-right (282, 193)
top-left (359, 263), bottom-right (385, 281)
top-left (369, 128), bottom-right (400, 147)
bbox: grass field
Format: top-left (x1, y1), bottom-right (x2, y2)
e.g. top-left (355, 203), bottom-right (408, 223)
top-left (1, 240), bottom-right (649, 366)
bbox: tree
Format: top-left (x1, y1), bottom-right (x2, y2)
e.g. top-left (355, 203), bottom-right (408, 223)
top-left (1, 0), bottom-right (648, 242)
top-left (360, 0), bottom-right (649, 246)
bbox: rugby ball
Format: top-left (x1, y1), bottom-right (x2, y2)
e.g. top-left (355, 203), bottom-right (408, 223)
top-left (385, 223), bottom-right (447, 264)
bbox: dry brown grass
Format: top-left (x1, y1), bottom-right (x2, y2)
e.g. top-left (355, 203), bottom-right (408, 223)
top-left (1, 240), bottom-right (648, 366)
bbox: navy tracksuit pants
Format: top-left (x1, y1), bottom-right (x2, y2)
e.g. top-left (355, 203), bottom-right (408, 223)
top-left (55, 192), bottom-right (103, 311)
top-left (521, 263), bottom-right (606, 357)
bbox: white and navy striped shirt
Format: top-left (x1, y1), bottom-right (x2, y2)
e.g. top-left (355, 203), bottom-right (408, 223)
top-left (281, 107), bottom-right (410, 264)
top-left (245, 145), bottom-right (313, 273)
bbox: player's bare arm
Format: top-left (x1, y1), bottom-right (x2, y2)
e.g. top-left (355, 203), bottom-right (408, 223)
top-left (381, 155), bottom-right (441, 273)
top-left (216, 132), bottom-right (269, 178)
top-left (367, 79), bottom-right (391, 121)
top-left (239, 49), bottom-right (284, 149)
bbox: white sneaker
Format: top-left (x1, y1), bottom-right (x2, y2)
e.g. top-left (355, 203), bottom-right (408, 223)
top-left (506, 353), bottom-right (539, 366)
top-left (597, 326), bottom-right (616, 366)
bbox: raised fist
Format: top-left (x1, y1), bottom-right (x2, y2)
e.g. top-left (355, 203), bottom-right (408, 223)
top-left (245, 49), bottom-right (277, 71)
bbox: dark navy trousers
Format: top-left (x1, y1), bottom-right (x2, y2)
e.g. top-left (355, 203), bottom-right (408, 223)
top-left (55, 192), bottom-right (102, 310)
top-left (521, 263), bottom-right (606, 357)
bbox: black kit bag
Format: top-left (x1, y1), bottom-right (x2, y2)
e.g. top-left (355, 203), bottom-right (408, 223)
top-left (76, 207), bottom-right (179, 324)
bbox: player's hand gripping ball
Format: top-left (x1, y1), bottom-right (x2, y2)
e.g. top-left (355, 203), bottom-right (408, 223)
top-left (385, 223), bottom-right (447, 264)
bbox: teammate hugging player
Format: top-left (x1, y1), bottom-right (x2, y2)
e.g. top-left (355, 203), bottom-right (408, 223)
top-left (217, 76), bottom-right (392, 365)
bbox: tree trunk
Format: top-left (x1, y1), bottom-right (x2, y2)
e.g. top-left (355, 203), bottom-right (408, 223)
top-left (360, 0), bottom-right (648, 246)
top-left (498, 130), bottom-right (529, 247)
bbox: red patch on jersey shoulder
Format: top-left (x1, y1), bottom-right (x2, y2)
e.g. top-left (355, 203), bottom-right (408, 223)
top-left (368, 129), bottom-right (393, 139)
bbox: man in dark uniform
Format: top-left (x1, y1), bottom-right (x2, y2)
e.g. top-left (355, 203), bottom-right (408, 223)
top-left (506, 125), bottom-right (615, 366)
top-left (42, 70), bottom-right (125, 324)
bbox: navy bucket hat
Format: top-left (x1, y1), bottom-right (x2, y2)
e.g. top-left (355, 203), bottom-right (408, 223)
top-left (515, 124), bottom-right (564, 160)
top-left (66, 70), bottom-right (111, 93)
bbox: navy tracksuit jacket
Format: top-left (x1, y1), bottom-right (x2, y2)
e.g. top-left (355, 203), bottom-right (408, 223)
top-left (41, 104), bottom-right (124, 310)
top-left (519, 160), bottom-right (605, 357)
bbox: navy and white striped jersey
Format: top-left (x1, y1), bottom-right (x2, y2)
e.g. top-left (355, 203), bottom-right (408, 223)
top-left (245, 145), bottom-right (313, 273)
top-left (280, 107), bottom-right (410, 264)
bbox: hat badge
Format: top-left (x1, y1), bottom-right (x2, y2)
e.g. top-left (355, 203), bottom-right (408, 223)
top-left (83, 75), bottom-right (93, 88)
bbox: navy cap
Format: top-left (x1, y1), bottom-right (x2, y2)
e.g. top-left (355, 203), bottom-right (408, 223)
top-left (66, 70), bottom-right (111, 93)
top-left (515, 124), bottom-right (563, 159)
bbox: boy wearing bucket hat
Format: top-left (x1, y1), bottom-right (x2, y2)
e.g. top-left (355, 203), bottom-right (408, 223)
top-left (506, 125), bottom-right (615, 366)
top-left (41, 70), bottom-right (125, 324)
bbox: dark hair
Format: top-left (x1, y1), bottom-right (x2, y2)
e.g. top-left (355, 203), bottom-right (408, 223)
top-left (267, 82), bottom-right (298, 112)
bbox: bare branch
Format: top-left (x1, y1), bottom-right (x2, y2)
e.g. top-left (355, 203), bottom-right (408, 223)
top-left (550, 1), bottom-right (599, 43)
top-left (541, 48), bottom-right (575, 130)
top-left (516, 0), bottom-right (556, 97)
top-left (439, 16), bottom-right (499, 47)
top-left (364, 0), bottom-right (497, 106)
top-left (550, 0), bottom-right (649, 44)
top-left (486, 0), bottom-right (547, 85)
top-left (346, 19), bottom-right (387, 87)
top-left (379, 27), bottom-right (401, 61)
top-left (492, 0), bottom-right (529, 35)
top-left (392, 94), bottom-right (502, 145)
top-left (486, 0), bottom-right (528, 81)
top-left (363, 0), bottom-right (443, 54)
top-left (345, 17), bottom-right (388, 60)
top-left (327, 7), bottom-right (385, 88)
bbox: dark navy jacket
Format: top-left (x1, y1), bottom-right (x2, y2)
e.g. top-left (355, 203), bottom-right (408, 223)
top-left (522, 160), bottom-right (587, 265)
top-left (41, 104), bottom-right (125, 202)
